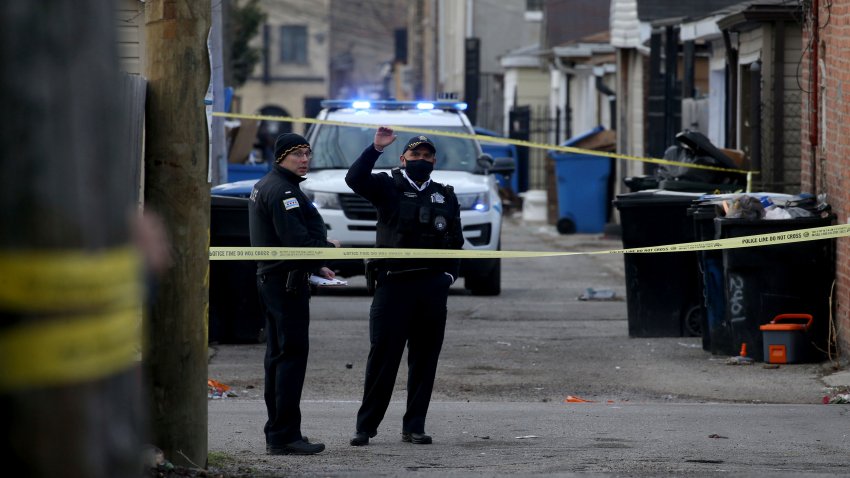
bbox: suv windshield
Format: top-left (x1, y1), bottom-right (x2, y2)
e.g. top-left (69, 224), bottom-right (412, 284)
top-left (310, 125), bottom-right (480, 172)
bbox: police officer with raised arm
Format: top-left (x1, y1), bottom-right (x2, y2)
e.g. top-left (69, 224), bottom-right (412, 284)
top-left (345, 126), bottom-right (464, 446)
top-left (248, 133), bottom-right (340, 455)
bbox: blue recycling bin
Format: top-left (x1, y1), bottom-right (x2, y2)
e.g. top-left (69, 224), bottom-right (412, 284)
top-left (550, 126), bottom-right (612, 233)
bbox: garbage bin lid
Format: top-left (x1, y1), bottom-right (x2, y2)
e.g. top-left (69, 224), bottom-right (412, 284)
top-left (614, 190), bottom-right (704, 208)
top-left (759, 314), bottom-right (813, 332)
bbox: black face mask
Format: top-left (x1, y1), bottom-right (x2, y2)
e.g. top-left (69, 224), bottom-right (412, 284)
top-left (405, 160), bottom-right (433, 182)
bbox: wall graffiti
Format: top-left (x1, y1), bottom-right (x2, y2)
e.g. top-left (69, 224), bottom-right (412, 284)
top-left (728, 273), bottom-right (746, 325)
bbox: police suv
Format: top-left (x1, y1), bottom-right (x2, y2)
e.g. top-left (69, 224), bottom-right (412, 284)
top-left (213, 99), bottom-right (514, 295)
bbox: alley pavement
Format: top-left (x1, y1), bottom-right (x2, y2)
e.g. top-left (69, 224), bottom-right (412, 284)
top-left (207, 215), bottom-right (850, 476)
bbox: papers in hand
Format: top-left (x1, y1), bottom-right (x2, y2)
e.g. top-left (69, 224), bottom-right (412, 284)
top-left (309, 275), bottom-right (348, 287)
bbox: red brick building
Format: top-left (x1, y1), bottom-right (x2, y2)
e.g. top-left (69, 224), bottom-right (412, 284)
top-left (801, 0), bottom-right (850, 357)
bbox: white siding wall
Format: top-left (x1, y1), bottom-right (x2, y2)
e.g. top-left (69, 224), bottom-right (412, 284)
top-left (503, 69), bottom-right (518, 135)
top-left (707, 39), bottom-right (726, 147)
top-left (610, 0), bottom-right (641, 49)
top-left (116, 0), bottom-right (144, 75)
top-left (550, 69), bottom-right (567, 142)
top-left (738, 28), bottom-right (764, 65)
top-left (625, 50), bottom-right (644, 162)
top-left (570, 70), bottom-right (599, 135)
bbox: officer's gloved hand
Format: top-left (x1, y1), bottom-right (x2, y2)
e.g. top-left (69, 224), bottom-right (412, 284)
top-left (443, 272), bottom-right (455, 287)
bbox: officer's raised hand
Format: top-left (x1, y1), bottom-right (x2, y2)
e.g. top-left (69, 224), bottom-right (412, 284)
top-left (373, 126), bottom-right (397, 151)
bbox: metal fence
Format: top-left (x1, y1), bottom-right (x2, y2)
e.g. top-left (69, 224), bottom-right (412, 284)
top-left (509, 104), bottom-right (561, 191)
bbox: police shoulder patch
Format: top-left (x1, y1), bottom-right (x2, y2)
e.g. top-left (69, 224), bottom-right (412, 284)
top-left (283, 197), bottom-right (299, 210)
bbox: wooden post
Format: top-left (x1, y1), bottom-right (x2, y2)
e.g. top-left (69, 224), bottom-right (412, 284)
top-left (144, 0), bottom-right (211, 468)
top-left (0, 1), bottom-right (144, 476)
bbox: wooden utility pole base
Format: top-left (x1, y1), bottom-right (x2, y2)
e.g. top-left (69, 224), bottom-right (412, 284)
top-left (144, 0), bottom-right (212, 469)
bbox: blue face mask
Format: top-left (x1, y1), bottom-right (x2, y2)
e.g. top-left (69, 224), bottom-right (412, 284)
top-left (405, 159), bottom-right (433, 182)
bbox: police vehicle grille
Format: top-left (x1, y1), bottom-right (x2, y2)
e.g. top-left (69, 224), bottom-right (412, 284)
top-left (339, 193), bottom-right (377, 220)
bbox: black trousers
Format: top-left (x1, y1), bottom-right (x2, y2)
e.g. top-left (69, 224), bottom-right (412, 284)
top-left (257, 272), bottom-right (310, 446)
top-left (355, 271), bottom-right (451, 435)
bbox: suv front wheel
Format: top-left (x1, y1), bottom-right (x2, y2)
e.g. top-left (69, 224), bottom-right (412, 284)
top-left (464, 257), bottom-right (501, 296)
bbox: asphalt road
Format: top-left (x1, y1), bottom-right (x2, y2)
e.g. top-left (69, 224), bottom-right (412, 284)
top-left (207, 216), bottom-right (850, 476)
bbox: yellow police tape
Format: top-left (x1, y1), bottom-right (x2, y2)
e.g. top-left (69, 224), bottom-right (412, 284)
top-left (213, 111), bottom-right (758, 177)
top-left (209, 223), bottom-right (850, 261)
top-left (0, 247), bottom-right (143, 392)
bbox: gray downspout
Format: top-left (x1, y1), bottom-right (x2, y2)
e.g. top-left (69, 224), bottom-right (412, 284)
top-left (596, 75), bottom-right (616, 131)
top-left (554, 56), bottom-right (576, 141)
top-left (723, 29), bottom-right (738, 148)
top-left (749, 60), bottom-right (762, 179)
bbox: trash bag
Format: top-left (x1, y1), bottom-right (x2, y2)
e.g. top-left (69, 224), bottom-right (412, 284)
top-left (725, 195), bottom-right (765, 220)
top-left (655, 130), bottom-right (746, 186)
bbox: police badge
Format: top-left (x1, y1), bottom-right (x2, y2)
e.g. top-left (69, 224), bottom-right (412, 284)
top-left (433, 215), bottom-right (447, 231)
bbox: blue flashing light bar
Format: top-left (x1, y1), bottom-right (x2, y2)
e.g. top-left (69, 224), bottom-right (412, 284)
top-left (321, 99), bottom-right (469, 112)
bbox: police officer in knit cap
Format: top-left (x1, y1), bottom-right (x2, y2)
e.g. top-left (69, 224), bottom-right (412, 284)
top-left (345, 126), bottom-right (464, 446)
top-left (248, 132), bottom-right (340, 455)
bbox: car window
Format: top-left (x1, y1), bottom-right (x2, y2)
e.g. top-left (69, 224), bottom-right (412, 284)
top-left (310, 125), bottom-right (479, 172)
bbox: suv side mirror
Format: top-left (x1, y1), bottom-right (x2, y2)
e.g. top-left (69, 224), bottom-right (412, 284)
top-left (476, 153), bottom-right (494, 171)
top-left (490, 156), bottom-right (515, 176)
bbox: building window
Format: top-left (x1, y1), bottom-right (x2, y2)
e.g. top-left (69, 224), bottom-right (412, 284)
top-left (525, 0), bottom-right (543, 21)
top-left (279, 25), bottom-right (308, 64)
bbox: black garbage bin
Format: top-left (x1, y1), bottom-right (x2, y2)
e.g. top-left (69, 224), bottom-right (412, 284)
top-left (209, 195), bottom-right (264, 344)
top-left (688, 201), bottom-right (734, 354)
top-left (613, 191), bottom-right (705, 337)
top-left (716, 215), bottom-right (835, 362)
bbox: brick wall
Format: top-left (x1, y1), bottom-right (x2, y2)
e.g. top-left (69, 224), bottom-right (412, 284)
top-left (801, 0), bottom-right (850, 358)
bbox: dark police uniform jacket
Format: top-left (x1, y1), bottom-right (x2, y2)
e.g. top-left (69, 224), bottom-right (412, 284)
top-left (248, 165), bottom-right (333, 275)
top-left (345, 145), bottom-right (464, 278)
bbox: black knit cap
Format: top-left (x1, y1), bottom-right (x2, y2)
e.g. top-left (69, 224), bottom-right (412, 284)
top-left (274, 133), bottom-right (310, 162)
top-left (403, 135), bottom-right (436, 153)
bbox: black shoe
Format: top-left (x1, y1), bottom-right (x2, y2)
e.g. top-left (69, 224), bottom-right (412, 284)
top-left (350, 431), bottom-right (377, 446)
top-left (401, 432), bottom-right (432, 444)
top-left (267, 439), bottom-right (325, 455)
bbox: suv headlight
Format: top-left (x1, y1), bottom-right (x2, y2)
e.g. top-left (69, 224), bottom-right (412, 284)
top-left (456, 192), bottom-right (489, 212)
top-left (303, 190), bottom-right (341, 209)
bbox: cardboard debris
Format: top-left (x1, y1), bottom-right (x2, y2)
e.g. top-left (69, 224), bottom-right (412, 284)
top-left (227, 119), bottom-right (259, 164)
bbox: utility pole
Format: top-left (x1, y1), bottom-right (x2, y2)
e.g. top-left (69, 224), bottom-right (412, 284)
top-left (0, 1), bottom-right (143, 477)
top-left (144, 0), bottom-right (212, 468)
